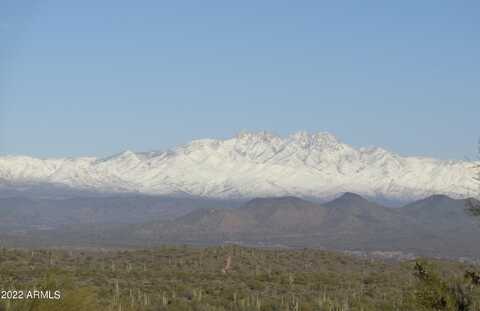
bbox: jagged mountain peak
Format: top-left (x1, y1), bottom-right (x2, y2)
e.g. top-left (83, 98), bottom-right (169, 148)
top-left (97, 150), bottom-right (140, 163)
top-left (289, 131), bottom-right (341, 147)
top-left (121, 150), bottom-right (137, 156)
top-left (235, 130), bottom-right (280, 141)
top-left (0, 131), bottom-right (477, 201)
top-left (232, 130), bottom-right (342, 148)
top-left (115, 150), bottom-right (139, 161)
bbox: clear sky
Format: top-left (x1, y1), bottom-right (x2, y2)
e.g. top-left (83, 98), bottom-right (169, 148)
top-left (1, 1), bottom-right (479, 159)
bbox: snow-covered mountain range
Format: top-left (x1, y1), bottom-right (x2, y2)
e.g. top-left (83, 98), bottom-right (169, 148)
top-left (0, 131), bottom-right (478, 201)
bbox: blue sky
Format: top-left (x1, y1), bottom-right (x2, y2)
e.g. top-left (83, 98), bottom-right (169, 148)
top-left (0, 1), bottom-right (479, 159)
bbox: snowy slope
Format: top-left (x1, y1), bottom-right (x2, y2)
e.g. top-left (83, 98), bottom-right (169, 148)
top-left (0, 131), bottom-right (477, 201)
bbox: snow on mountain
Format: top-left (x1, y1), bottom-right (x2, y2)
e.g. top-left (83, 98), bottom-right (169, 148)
top-left (0, 131), bottom-right (478, 201)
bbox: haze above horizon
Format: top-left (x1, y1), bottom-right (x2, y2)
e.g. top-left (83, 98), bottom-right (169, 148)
top-left (1, 1), bottom-right (479, 160)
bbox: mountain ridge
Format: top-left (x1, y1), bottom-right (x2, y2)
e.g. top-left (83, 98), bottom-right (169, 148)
top-left (0, 131), bottom-right (477, 202)
top-left (2, 192), bottom-right (480, 258)
top-left (62, 193), bottom-right (480, 258)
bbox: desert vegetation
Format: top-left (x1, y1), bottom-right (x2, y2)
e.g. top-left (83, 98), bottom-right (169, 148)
top-left (0, 245), bottom-right (479, 310)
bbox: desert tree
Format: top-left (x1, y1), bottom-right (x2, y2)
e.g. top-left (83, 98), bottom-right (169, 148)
top-left (412, 261), bottom-right (478, 311)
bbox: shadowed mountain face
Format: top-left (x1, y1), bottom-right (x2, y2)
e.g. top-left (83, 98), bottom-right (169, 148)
top-left (0, 196), bottom-right (235, 231)
top-left (401, 195), bottom-right (478, 227)
top-left (140, 197), bottom-right (330, 239)
top-left (322, 193), bottom-right (404, 230)
top-left (125, 193), bottom-right (480, 258)
top-left (2, 193), bottom-right (480, 259)
top-left (127, 194), bottom-right (408, 246)
top-left (239, 197), bottom-right (329, 231)
top-left (397, 195), bottom-right (480, 251)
